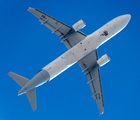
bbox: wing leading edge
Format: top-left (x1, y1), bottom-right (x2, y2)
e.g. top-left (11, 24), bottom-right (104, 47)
top-left (28, 7), bottom-right (104, 114)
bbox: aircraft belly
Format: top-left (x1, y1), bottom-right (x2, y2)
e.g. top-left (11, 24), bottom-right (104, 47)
top-left (41, 14), bottom-right (130, 83)
top-left (42, 36), bottom-right (96, 81)
top-left (41, 20), bottom-right (126, 81)
top-left (43, 57), bottom-right (69, 80)
top-left (63, 34), bottom-right (97, 62)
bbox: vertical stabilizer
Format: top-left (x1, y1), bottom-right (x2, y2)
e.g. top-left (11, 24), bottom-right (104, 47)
top-left (26, 88), bottom-right (37, 111)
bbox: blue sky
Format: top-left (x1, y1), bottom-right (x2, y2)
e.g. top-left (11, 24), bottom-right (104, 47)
top-left (0, 0), bottom-right (140, 119)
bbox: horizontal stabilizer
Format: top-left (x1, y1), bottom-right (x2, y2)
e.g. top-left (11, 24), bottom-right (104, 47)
top-left (26, 88), bottom-right (37, 111)
top-left (8, 72), bottom-right (29, 87)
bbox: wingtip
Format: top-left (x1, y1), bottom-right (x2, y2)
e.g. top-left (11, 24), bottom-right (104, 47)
top-left (7, 71), bottom-right (13, 76)
top-left (33, 107), bottom-right (37, 111)
top-left (7, 72), bottom-right (11, 75)
top-left (99, 108), bottom-right (104, 115)
top-left (100, 111), bottom-right (104, 115)
top-left (27, 7), bottom-right (34, 11)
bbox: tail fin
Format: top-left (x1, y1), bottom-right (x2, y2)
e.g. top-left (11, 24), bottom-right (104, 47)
top-left (8, 72), bottom-right (29, 87)
top-left (26, 88), bottom-right (37, 111)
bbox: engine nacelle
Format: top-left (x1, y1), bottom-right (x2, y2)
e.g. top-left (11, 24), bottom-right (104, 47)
top-left (72, 20), bottom-right (86, 31)
top-left (97, 54), bottom-right (110, 67)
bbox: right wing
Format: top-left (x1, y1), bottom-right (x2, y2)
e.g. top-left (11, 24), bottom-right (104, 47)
top-left (28, 7), bottom-right (86, 49)
top-left (78, 50), bottom-right (104, 114)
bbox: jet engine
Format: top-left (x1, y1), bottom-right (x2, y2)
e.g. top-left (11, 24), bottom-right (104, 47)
top-left (72, 20), bottom-right (86, 31)
top-left (97, 54), bottom-right (110, 67)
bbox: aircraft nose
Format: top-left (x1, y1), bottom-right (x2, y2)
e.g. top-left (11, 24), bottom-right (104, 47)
top-left (125, 14), bottom-right (131, 20)
top-left (123, 14), bottom-right (131, 24)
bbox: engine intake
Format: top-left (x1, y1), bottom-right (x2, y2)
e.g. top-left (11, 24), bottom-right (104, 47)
top-left (97, 54), bottom-right (110, 67)
top-left (72, 20), bottom-right (86, 31)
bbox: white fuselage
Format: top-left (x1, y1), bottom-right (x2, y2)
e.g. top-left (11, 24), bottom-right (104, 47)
top-left (18, 14), bottom-right (131, 95)
top-left (42, 14), bottom-right (130, 81)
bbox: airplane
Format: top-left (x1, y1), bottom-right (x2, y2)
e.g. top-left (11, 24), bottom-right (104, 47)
top-left (8, 7), bottom-right (131, 114)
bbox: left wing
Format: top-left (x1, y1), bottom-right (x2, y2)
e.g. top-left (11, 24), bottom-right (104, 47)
top-left (28, 7), bottom-right (86, 49)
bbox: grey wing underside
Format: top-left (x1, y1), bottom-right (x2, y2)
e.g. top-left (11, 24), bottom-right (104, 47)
top-left (77, 50), bottom-right (104, 114)
top-left (27, 8), bottom-right (86, 49)
top-left (28, 7), bottom-right (104, 114)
